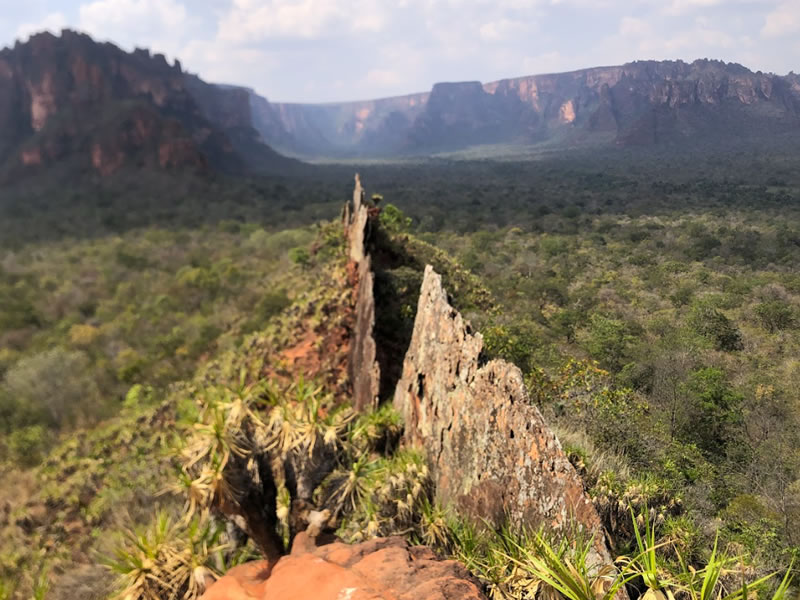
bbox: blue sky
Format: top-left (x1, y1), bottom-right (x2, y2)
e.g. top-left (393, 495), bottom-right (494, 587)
top-left (1, 0), bottom-right (798, 103)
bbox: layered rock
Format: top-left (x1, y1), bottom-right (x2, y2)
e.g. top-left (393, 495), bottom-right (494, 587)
top-left (257, 59), bottom-right (800, 156)
top-left (200, 532), bottom-right (486, 600)
top-left (346, 174), bottom-right (380, 412)
top-left (0, 30), bottom-right (292, 176)
top-left (393, 265), bottom-right (612, 564)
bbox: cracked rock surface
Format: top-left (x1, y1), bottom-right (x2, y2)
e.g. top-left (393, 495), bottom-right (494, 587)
top-left (393, 265), bottom-right (613, 565)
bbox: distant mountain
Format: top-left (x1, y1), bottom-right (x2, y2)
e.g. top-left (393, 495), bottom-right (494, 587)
top-left (243, 60), bottom-right (800, 157)
top-left (0, 30), bottom-right (296, 179)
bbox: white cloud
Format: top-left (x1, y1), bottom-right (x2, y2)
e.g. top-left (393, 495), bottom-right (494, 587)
top-left (619, 16), bottom-right (652, 37)
top-left (217, 0), bottom-right (388, 42)
top-left (479, 18), bottom-right (529, 42)
top-left (78, 0), bottom-right (188, 56)
top-left (761, 1), bottom-right (800, 37)
top-left (664, 0), bottom-right (726, 16)
top-left (522, 51), bottom-right (573, 75)
top-left (181, 38), bottom-right (276, 86)
top-left (15, 12), bottom-right (67, 40)
top-left (364, 68), bottom-right (402, 87)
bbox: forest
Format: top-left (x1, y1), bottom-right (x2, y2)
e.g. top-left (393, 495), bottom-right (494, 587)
top-left (2, 144), bottom-right (800, 598)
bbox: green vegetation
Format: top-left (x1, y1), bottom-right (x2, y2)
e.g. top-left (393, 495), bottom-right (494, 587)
top-left (3, 147), bottom-right (800, 598)
top-left (0, 223), bottom-right (315, 464)
top-left (0, 221), bottom-right (346, 598)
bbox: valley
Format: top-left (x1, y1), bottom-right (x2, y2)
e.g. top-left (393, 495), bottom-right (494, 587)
top-left (1, 28), bottom-right (800, 600)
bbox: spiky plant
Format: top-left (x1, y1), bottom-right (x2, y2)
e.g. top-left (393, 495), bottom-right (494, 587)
top-left (265, 377), bottom-right (353, 458)
top-left (323, 453), bottom-right (381, 516)
top-left (672, 537), bottom-right (778, 600)
top-left (348, 404), bottom-right (402, 454)
top-left (333, 448), bottom-right (431, 543)
top-left (172, 379), bottom-right (283, 559)
top-left (417, 497), bottom-right (453, 550)
top-left (505, 528), bottom-right (631, 600)
top-left (591, 472), bottom-right (682, 546)
top-left (616, 509), bottom-right (676, 600)
top-left (106, 511), bottom-right (230, 600)
top-left (31, 564), bottom-right (49, 600)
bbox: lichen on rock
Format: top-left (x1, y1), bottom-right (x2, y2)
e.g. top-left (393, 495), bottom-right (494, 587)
top-left (393, 265), bottom-right (614, 565)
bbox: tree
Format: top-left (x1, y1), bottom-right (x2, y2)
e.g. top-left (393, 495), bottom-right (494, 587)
top-left (688, 303), bottom-right (743, 351)
top-left (754, 300), bottom-right (795, 332)
top-left (379, 204), bottom-right (411, 234)
top-left (2, 348), bottom-right (101, 429)
top-left (584, 313), bottom-right (632, 372)
top-left (288, 246), bottom-right (311, 268)
top-left (682, 367), bottom-right (743, 459)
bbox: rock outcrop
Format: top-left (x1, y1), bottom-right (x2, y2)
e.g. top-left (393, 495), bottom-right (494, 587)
top-left (346, 174), bottom-right (380, 412)
top-left (0, 30), bottom-right (293, 177)
top-left (200, 532), bottom-right (486, 600)
top-left (394, 265), bottom-right (613, 564)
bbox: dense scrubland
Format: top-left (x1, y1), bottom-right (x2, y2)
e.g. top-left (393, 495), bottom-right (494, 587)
top-left (2, 146), bottom-right (800, 598)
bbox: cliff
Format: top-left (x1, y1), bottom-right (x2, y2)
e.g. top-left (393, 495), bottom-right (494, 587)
top-left (0, 30), bottom-right (293, 178)
top-left (252, 59), bottom-right (800, 156)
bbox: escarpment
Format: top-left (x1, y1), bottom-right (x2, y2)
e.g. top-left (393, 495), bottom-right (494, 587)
top-left (0, 29), bottom-right (293, 177)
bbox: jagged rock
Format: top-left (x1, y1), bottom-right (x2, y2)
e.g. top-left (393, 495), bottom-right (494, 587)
top-left (393, 265), bottom-right (613, 565)
top-left (200, 532), bottom-right (486, 600)
top-left (347, 174), bottom-right (380, 412)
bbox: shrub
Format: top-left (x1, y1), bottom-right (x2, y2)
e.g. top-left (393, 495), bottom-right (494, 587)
top-left (688, 303), bottom-right (743, 351)
top-left (8, 425), bottom-right (47, 467)
top-left (2, 348), bottom-right (100, 429)
top-left (379, 204), bottom-right (412, 234)
top-left (754, 300), bottom-right (795, 332)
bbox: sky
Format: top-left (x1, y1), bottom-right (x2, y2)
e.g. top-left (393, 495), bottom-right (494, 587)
top-left (0, 0), bottom-right (798, 103)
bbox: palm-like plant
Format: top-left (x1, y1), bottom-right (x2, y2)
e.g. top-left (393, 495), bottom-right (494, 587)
top-left (265, 377), bottom-right (353, 458)
top-left (106, 511), bottom-right (229, 600)
top-left (324, 453), bottom-right (381, 515)
top-left (171, 379), bottom-right (283, 559)
top-left (672, 538), bottom-right (778, 600)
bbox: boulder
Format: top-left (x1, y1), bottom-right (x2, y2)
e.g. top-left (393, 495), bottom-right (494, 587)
top-left (200, 532), bottom-right (486, 600)
top-left (393, 265), bottom-right (613, 565)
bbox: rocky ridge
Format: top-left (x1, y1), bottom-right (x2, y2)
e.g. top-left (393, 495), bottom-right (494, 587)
top-left (346, 173), bottom-right (381, 412)
top-left (199, 177), bottom-right (615, 598)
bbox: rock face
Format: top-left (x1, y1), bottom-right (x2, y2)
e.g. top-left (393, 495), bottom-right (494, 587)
top-left (200, 532), bottom-right (486, 600)
top-left (346, 174), bottom-right (380, 412)
top-left (253, 59), bottom-right (800, 156)
top-left (0, 30), bottom-right (292, 177)
top-left (394, 266), bottom-right (612, 564)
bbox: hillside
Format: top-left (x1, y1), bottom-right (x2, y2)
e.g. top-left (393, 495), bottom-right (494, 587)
top-left (0, 30), bottom-right (296, 179)
top-left (243, 59), bottom-right (800, 157)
